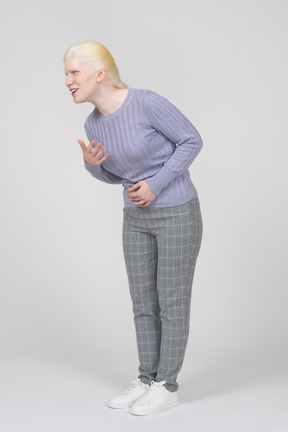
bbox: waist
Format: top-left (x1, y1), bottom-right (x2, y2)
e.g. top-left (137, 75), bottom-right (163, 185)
top-left (123, 173), bottom-right (198, 208)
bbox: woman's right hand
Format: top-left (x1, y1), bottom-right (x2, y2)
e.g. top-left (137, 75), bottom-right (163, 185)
top-left (77, 139), bottom-right (109, 166)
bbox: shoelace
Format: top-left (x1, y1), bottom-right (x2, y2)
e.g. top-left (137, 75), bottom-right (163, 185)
top-left (146, 380), bottom-right (167, 401)
top-left (121, 379), bottom-right (148, 396)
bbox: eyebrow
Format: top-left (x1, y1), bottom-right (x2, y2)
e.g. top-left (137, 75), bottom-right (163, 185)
top-left (65, 69), bottom-right (79, 75)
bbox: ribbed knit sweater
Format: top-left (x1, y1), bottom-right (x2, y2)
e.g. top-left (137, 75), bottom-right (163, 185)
top-left (84, 88), bottom-right (202, 207)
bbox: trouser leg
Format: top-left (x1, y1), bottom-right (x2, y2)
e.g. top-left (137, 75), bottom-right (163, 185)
top-left (122, 216), bottom-right (160, 385)
top-left (123, 198), bottom-right (202, 391)
top-left (155, 198), bottom-right (203, 391)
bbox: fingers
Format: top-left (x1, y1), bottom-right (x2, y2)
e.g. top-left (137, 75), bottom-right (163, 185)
top-left (77, 139), bottom-right (88, 154)
top-left (77, 139), bottom-right (95, 155)
top-left (87, 140), bottom-right (95, 152)
top-left (77, 139), bottom-right (109, 166)
top-left (127, 179), bottom-right (156, 207)
top-left (98, 152), bottom-right (109, 164)
top-left (127, 182), bottom-right (144, 203)
top-left (131, 200), bottom-right (150, 207)
top-left (129, 195), bottom-right (148, 206)
top-left (91, 144), bottom-right (109, 164)
top-left (128, 182), bottom-right (141, 192)
top-left (131, 200), bottom-right (146, 206)
top-left (91, 142), bottom-right (101, 156)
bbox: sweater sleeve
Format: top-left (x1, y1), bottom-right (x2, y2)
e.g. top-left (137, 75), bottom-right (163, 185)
top-left (83, 119), bottom-right (123, 185)
top-left (145, 91), bottom-right (203, 195)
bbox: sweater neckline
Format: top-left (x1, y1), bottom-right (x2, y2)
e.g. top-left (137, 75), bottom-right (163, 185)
top-left (93, 88), bottom-right (134, 121)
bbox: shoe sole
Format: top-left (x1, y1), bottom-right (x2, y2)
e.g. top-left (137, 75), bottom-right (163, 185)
top-left (107, 391), bottom-right (148, 409)
top-left (107, 401), bottom-right (132, 409)
top-left (130, 400), bottom-right (179, 416)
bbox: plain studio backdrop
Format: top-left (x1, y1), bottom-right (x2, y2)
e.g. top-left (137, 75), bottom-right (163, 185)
top-left (0, 0), bottom-right (287, 431)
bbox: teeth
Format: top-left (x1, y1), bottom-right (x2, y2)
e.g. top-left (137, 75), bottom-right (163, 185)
top-left (72, 89), bottom-right (78, 93)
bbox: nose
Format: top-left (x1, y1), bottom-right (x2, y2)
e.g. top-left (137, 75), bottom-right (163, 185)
top-left (65, 75), bottom-right (73, 87)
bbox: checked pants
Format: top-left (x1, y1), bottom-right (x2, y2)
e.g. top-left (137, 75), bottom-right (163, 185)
top-left (122, 197), bottom-right (203, 391)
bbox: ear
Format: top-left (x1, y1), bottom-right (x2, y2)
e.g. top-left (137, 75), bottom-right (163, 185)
top-left (96, 69), bottom-right (107, 83)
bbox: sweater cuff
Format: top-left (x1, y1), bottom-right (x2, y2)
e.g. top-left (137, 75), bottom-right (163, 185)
top-left (84, 160), bottom-right (99, 175)
top-left (145, 165), bottom-right (174, 196)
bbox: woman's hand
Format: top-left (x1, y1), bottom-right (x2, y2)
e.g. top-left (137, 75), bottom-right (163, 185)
top-left (78, 139), bottom-right (109, 166)
top-left (127, 180), bottom-right (157, 207)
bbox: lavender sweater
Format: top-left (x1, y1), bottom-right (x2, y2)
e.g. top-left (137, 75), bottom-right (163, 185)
top-left (84, 88), bottom-right (202, 207)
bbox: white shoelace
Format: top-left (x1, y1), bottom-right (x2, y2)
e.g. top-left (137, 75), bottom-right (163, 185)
top-left (121, 379), bottom-right (148, 396)
top-left (145, 380), bottom-right (167, 401)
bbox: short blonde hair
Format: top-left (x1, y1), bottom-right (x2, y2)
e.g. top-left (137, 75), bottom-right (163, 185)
top-left (64, 40), bottom-right (127, 89)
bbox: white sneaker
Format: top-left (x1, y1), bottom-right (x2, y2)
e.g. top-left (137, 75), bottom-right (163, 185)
top-left (107, 379), bottom-right (149, 409)
top-left (130, 380), bottom-right (179, 416)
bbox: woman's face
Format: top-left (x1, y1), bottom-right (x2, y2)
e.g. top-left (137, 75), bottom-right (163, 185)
top-left (64, 56), bottom-right (99, 104)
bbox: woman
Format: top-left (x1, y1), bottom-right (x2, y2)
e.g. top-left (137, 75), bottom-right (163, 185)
top-left (64, 41), bottom-right (203, 416)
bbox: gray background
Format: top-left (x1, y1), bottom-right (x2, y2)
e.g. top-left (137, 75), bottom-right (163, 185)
top-left (0, 0), bottom-right (287, 431)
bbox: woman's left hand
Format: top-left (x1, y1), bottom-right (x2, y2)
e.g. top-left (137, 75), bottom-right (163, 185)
top-left (127, 180), bottom-right (156, 207)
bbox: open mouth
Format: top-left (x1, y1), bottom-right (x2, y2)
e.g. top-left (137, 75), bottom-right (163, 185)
top-left (71, 89), bottom-right (79, 95)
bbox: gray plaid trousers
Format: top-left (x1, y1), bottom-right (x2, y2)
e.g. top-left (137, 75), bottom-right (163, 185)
top-left (122, 197), bottom-right (203, 391)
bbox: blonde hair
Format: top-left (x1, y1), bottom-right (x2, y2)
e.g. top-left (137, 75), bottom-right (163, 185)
top-left (64, 40), bottom-right (127, 89)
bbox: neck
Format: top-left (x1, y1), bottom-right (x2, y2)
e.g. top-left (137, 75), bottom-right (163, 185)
top-left (91, 85), bottom-right (129, 116)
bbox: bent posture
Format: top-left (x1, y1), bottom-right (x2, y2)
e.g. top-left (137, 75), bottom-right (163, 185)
top-left (64, 40), bottom-right (203, 416)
